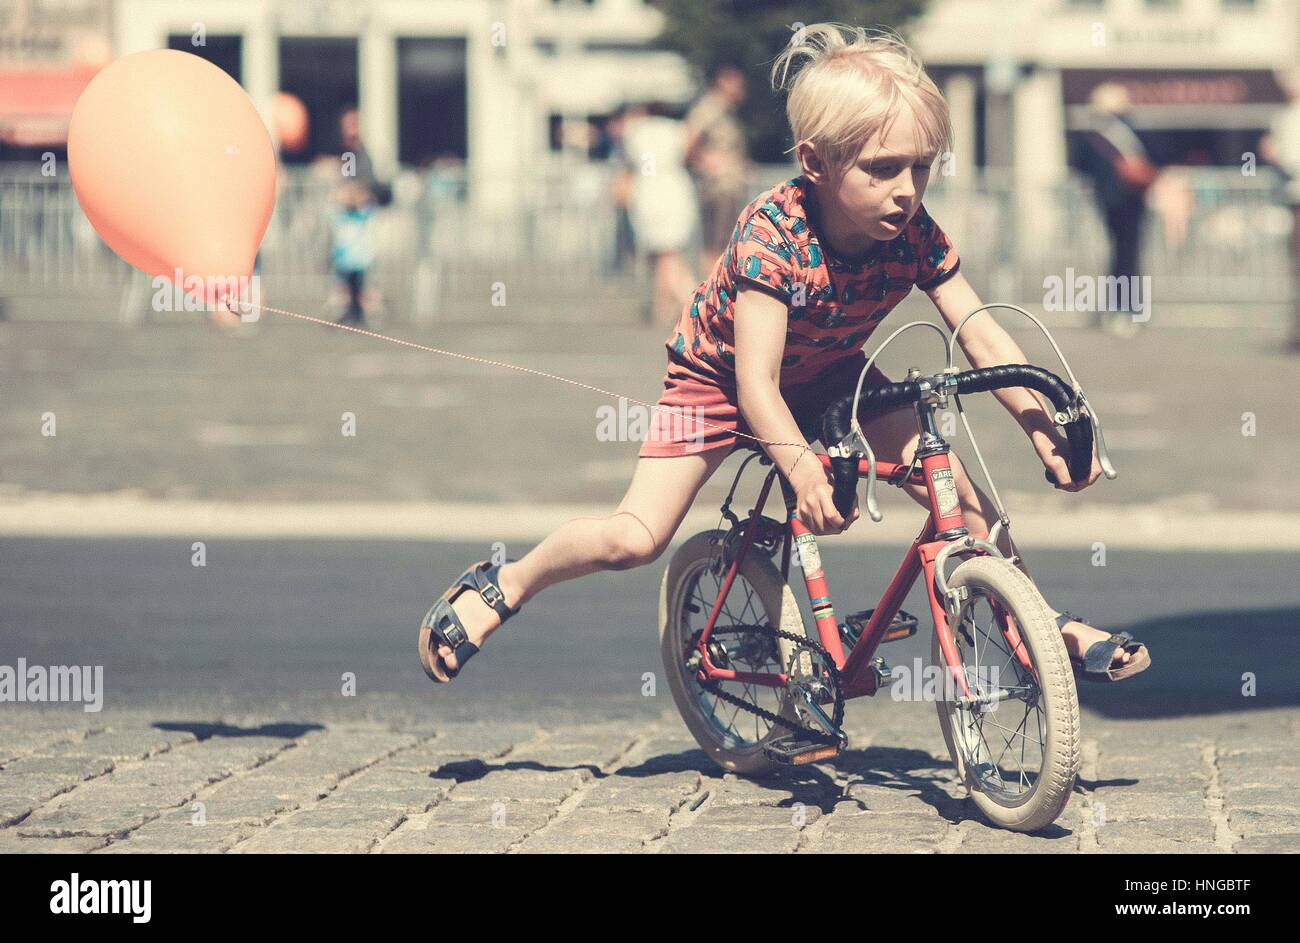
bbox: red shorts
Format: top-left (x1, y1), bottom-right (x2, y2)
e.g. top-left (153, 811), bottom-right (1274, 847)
top-left (638, 352), bottom-right (891, 458)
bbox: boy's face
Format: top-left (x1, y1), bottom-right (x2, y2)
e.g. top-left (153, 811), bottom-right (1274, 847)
top-left (807, 107), bottom-right (936, 242)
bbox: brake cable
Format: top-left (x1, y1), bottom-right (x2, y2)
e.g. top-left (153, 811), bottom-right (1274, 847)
top-left (945, 303), bottom-right (1119, 543)
top-left (842, 320), bottom-right (951, 522)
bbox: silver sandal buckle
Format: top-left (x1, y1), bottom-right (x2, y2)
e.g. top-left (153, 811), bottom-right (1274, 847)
top-left (440, 620), bottom-right (468, 648)
top-left (480, 583), bottom-right (505, 610)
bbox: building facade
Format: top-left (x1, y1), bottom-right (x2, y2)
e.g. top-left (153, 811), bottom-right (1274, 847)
top-left (8, 0), bottom-right (1299, 206)
top-left (110, 0), bottom-right (692, 214)
top-left (913, 0), bottom-right (1299, 190)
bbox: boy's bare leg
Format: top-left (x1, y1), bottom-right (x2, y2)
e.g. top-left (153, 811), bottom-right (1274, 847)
top-left (428, 448), bottom-right (733, 678)
top-left (856, 408), bottom-right (1133, 667)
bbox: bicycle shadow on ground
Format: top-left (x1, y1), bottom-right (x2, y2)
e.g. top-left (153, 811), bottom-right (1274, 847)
top-left (427, 745), bottom-right (1075, 839)
top-left (1078, 606), bottom-right (1300, 719)
top-left (152, 721), bottom-right (325, 740)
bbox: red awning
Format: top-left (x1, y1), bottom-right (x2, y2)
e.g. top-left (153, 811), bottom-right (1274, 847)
top-left (0, 67), bottom-right (98, 146)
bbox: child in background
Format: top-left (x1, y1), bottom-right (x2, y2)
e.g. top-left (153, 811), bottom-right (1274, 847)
top-left (331, 181), bottom-right (376, 326)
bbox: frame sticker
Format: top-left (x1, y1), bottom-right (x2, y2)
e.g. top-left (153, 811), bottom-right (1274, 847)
top-left (794, 532), bottom-right (822, 575)
top-left (930, 467), bottom-right (960, 519)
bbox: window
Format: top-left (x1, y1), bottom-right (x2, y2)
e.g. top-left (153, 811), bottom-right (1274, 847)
top-left (278, 37), bottom-right (359, 162)
top-left (397, 37), bottom-right (468, 166)
top-left (166, 33), bottom-right (241, 83)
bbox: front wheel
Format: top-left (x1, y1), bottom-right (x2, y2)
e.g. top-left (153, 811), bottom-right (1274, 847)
top-left (932, 555), bottom-right (1081, 832)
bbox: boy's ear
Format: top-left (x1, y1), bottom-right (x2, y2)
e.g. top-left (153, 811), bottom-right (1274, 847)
top-left (796, 141), bottom-right (828, 185)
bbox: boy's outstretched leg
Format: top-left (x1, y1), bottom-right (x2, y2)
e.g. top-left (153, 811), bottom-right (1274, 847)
top-left (422, 448), bottom-right (733, 681)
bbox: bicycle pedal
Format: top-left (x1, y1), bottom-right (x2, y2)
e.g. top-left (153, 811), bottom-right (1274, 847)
top-left (884, 609), bottom-right (919, 642)
top-left (763, 736), bottom-right (843, 766)
top-left (841, 608), bottom-right (919, 646)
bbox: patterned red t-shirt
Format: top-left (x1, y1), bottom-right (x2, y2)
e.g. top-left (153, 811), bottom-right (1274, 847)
top-left (663, 175), bottom-right (960, 388)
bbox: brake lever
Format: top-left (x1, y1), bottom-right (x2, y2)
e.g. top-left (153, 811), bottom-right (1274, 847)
top-left (1043, 392), bottom-right (1119, 486)
top-left (1079, 392), bottom-right (1118, 479)
top-left (846, 423), bottom-right (883, 523)
top-left (865, 454), bottom-right (882, 522)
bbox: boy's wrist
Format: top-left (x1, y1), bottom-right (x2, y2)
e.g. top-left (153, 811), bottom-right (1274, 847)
top-left (784, 448), bottom-right (823, 490)
top-left (1024, 423), bottom-right (1064, 458)
top-left (1016, 405), bottom-right (1057, 438)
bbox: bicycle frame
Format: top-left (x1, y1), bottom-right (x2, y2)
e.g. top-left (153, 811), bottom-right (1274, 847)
top-left (694, 422), bottom-right (991, 703)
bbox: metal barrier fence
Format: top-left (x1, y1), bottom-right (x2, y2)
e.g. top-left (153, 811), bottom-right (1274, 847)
top-left (0, 162), bottom-right (643, 323)
top-left (0, 162), bottom-right (1289, 322)
top-left (922, 167), bottom-right (1290, 306)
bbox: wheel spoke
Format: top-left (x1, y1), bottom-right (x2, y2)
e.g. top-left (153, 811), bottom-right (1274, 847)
top-left (948, 588), bottom-right (1055, 801)
top-left (989, 710), bottom-right (1037, 763)
top-left (680, 562), bottom-right (784, 749)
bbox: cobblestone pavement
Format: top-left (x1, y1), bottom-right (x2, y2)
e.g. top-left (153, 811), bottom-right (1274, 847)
top-left (3, 698), bottom-right (1297, 853)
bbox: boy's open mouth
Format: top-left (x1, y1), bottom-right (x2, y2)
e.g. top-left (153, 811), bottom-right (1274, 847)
top-left (881, 210), bottom-right (908, 228)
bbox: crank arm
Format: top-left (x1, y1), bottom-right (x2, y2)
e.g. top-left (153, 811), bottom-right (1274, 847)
top-left (794, 684), bottom-right (848, 745)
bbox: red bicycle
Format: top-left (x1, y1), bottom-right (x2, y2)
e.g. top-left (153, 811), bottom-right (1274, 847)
top-left (658, 311), bottom-right (1117, 832)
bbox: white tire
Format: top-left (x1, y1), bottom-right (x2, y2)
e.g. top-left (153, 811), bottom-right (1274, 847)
top-left (932, 555), bottom-right (1081, 832)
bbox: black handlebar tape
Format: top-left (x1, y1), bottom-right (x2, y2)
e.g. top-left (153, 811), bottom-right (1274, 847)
top-left (953, 364), bottom-right (1075, 411)
top-left (830, 458), bottom-right (861, 520)
top-left (821, 380), bottom-right (922, 519)
top-left (959, 365), bottom-right (1093, 486)
top-left (819, 365), bottom-right (1086, 513)
top-left (1043, 415), bottom-right (1095, 486)
top-left (1064, 416), bottom-right (1094, 482)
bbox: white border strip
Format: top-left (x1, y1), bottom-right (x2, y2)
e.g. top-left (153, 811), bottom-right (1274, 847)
top-left (1, 494), bottom-right (1298, 551)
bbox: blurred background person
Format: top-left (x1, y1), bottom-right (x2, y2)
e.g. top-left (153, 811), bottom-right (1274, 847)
top-left (1074, 83), bottom-right (1159, 336)
top-left (605, 103), bottom-right (639, 276)
top-left (328, 107), bottom-right (388, 326)
top-left (422, 151), bottom-right (464, 203)
top-left (623, 100), bottom-right (699, 324)
top-left (336, 105), bottom-right (392, 208)
top-left (331, 179), bottom-right (376, 325)
top-left (684, 64), bottom-right (751, 273)
top-left (1147, 169), bottom-right (1195, 251)
top-left (1261, 73), bottom-right (1300, 353)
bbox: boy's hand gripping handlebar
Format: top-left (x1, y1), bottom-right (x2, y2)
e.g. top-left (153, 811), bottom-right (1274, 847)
top-left (820, 364), bottom-right (1096, 521)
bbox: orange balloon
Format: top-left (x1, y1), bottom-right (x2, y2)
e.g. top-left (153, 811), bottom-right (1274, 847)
top-left (68, 49), bottom-right (276, 307)
top-left (273, 92), bottom-right (309, 153)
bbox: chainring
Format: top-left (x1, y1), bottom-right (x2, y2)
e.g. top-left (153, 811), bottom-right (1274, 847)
top-left (695, 622), bottom-right (845, 747)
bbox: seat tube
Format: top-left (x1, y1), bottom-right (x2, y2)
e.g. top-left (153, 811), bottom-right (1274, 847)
top-left (783, 486), bottom-right (847, 666)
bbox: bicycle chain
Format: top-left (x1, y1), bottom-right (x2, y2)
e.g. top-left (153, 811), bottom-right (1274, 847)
top-left (696, 624), bottom-right (846, 747)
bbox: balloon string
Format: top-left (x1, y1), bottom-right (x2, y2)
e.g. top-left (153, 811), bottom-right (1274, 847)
top-left (235, 299), bottom-right (816, 477)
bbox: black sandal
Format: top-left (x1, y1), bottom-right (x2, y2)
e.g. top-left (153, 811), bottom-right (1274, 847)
top-left (418, 559), bottom-right (522, 682)
top-left (1055, 610), bottom-right (1150, 683)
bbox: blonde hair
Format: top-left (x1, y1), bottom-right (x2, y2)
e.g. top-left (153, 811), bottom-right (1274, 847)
top-left (771, 24), bottom-right (951, 173)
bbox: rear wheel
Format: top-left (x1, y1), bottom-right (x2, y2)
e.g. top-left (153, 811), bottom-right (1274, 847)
top-left (659, 530), bottom-right (805, 776)
top-left (932, 555), bottom-right (1080, 832)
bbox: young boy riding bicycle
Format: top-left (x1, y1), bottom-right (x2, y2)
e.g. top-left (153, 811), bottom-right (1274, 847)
top-left (419, 24), bottom-right (1149, 690)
